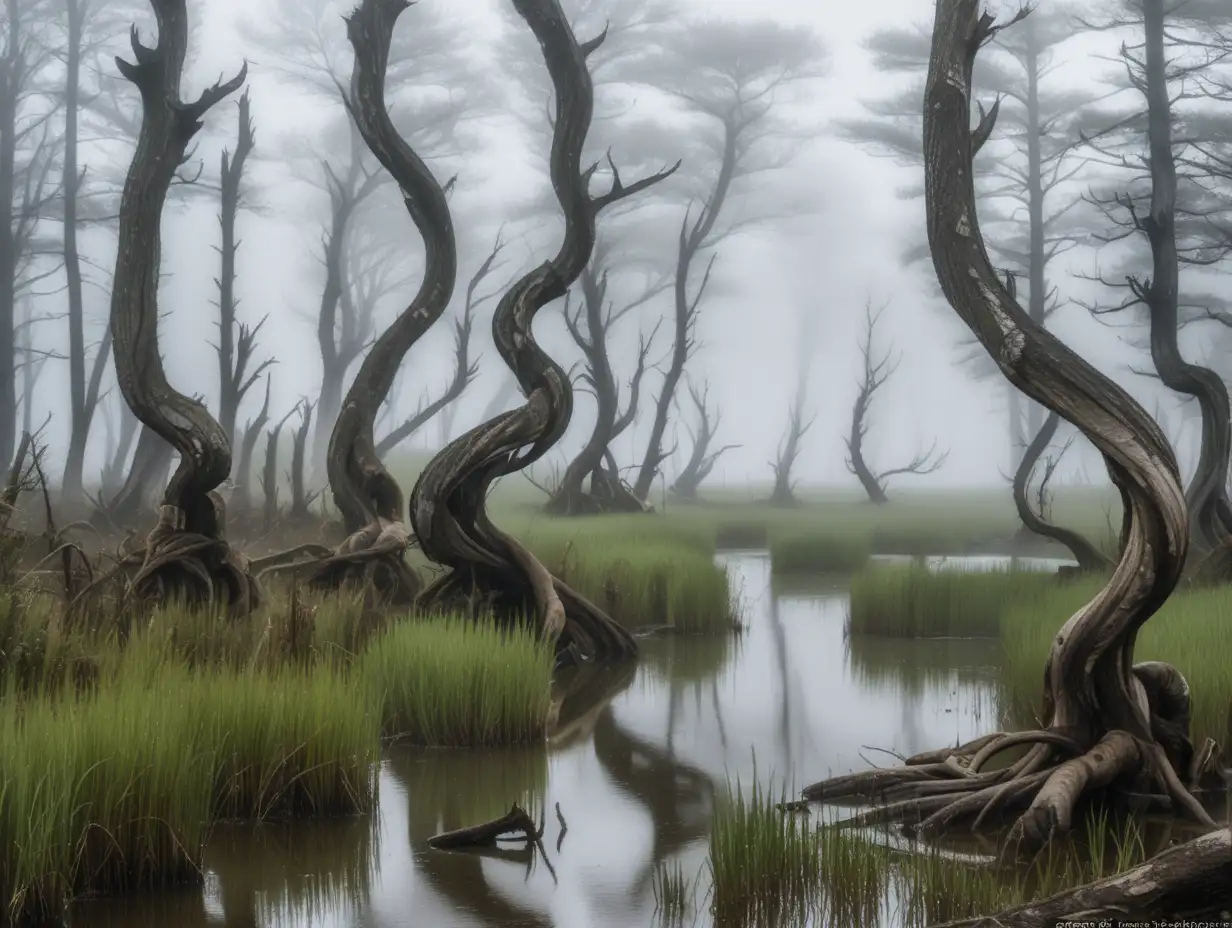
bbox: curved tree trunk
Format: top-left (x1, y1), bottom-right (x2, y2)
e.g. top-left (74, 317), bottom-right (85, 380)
top-left (299, 0), bottom-right (457, 604)
top-left (410, 0), bottom-right (677, 664)
top-left (670, 379), bottom-right (737, 502)
top-left (1012, 410), bottom-right (1110, 572)
top-left (802, 0), bottom-right (1218, 862)
top-left (1135, 0), bottom-right (1232, 562)
top-left (109, 0), bottom-right (254, 611)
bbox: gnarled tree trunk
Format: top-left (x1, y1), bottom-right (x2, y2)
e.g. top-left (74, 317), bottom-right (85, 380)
top-left (410, 0), bottom-right (677, 664)
top-left (108, 0), bottom-right (255, 611)
top-left (802, 0), bottom-right (1220, 869)
top-left (298, 0), bottom-right (457, 604)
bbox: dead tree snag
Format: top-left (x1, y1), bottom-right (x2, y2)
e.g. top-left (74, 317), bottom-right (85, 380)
top-left (296, 0), bottom-right (457, 604)
top-left (107, 0), bottom-right (255, 611)
top-left (410, 0), bottom-right (677, 663)
top-left (670, 378), bottom-right (738, 502)
top-left (802, 2), bottom-right (1222, 873)
top-left (845, 301), bottom-right (947, 504)
top-left (767, 373), bottom-right (813, 509)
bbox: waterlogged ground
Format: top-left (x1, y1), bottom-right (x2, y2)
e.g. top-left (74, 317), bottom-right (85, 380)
top-left (73, 553), bottom-right (1059, 928)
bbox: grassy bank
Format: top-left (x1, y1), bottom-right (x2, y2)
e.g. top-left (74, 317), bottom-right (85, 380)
top-left (0, 660), bottom-right (377, 924)
top-left (1000, 580), bottom-right (1232, 746)
top-left (848, 566), bottom-right (1060, 638)
top-left (770, 529), bottom-right (872, 574)
top-left (706, 776), bottom-right (1153, 927)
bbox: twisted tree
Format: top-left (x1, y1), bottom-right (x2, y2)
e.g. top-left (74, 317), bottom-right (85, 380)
top-left (845, 301), bottom-right (947, 504)
top-left (295, 0), bottom-right (457, 603)
top-left (802, 1), bottom-right (1222, 870)
top-left (107, 0), bottom-right (254, 610)
top-left (410, 0), bottom-right (677, 663)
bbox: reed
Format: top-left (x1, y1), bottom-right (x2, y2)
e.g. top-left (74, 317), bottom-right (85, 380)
top-left (770, 529), bottom-right (872, 575)
top-left (357, 616), bottom-right (553, 746)
top-left (849, 565), bottom-right (1058, 638)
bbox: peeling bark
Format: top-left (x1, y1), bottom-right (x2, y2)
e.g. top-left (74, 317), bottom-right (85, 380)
top-left (1013, 410), bottom-right (1111, 572)
top-left (108, 0), bottom-right (254, 611)
top-left (801, 0), bottom-right (1219, 863)
top-left (410, 0), bottom-right (677, 663)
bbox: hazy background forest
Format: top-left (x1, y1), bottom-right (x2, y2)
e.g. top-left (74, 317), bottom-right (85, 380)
top-left (6, 0), bottom-right (1228, 503)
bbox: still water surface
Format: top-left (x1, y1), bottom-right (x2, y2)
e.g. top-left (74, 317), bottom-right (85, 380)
top-left (73, 553), bottom-right (1015, 928)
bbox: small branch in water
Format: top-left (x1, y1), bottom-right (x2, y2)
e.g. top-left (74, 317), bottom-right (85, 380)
top-left (427, 804), bottom-right (543, 850)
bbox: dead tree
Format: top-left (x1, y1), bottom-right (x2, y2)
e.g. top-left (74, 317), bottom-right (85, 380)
top-left (669, 378), bottom-right (737, 502)
top-left (214, 90), bottom-right (272, 449)
top-left (410, 0), bottom-right (677, 663)
top-left (105, 0), bottom-right (255, 610)
top-left (545, 245), bottom-right (661, 515)
top-left (231, 374), bottom-right (271, 514)
top-left (844, 301), bottom-right (947, 504)
top-left (373, 229), bottom-right (503, 456)
top-left (287, 399), bottom-right (317, 521)
top-left (284, 0), bottom-right (458, 604)
top-left (1013, 410), bottom-right (1110, 573)
top-left (767, 369), bottom-right (813, 508)
top-left (260, 405), bottom-right (297, 533)
top-left (803, 1), bottom-right (1222, 879)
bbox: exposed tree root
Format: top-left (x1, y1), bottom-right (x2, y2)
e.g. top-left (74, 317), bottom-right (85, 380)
top-left (303, 519), bottom-right (420, 604)
top-left (933, 827), bottom-right (1231, 926)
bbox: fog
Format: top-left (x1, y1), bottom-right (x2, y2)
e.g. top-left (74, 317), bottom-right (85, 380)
top-left (4, 0), bottom-right (1230, 502)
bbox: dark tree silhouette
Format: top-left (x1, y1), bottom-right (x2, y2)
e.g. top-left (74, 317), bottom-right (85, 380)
top-left (844, 301), bottom-right (947, 504)
top-left (767, 365), bottom-right (813, 508)
top-left (669, 378), bottom-right (737, 502)
top-left (803, 3), bottom-right (1221, 875)
top-left (295, 0), bottom-right (457, 604)
top-left (106, 0), bottom-right (255, 609)
top-left (410, 0), bottom-right (677, 663)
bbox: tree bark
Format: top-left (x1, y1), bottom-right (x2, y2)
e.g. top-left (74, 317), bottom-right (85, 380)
top-left (303, 0), bottom-right (456, 604)
top-left (410, 0), bottom-right (676, 663)
top-left (802, 0), bottom-right (1217, 858)
top-left (1012, 411), bottom-right (1110, 572)
top-left (108, 0), bottom-right (255, 611)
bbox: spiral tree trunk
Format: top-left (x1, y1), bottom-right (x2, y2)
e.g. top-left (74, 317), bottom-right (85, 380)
top-left (802, 1), bottom-right (1222, 881)
top-left (291, 0), bottom-right (457, 604)
top-left (410, 0), bottom-right (677, 664)
top-left (107, 0), bottom-right (255, 612)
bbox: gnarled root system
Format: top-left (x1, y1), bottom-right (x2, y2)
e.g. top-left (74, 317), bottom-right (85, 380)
top-left (304, 518), bottom-right (420, 605)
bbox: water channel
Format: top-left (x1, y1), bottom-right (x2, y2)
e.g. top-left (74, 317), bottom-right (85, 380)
top-left (72, 552), bottom-right (1081, 927)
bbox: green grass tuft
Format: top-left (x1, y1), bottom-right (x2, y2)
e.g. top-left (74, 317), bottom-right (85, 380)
top-left (357, 616), bottom-right (553, 746)
top-left (770, 529), bottom-right (872, 574)
top-left (849, 566), bottom-right (1060, 638)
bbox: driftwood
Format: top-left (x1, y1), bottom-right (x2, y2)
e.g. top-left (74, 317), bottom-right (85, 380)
top-left (427, 804), bottom-right (542, 850)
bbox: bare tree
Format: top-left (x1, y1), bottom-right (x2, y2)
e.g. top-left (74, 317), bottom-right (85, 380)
top-left (629, 19), bottom-right (828, 502)
top-left (844, 301), bottom-right (947, 504)
top-left (767, 349), bottom-right (814, 509)
top-left (805, 4), bottom-right (1220, 892)
top-left (1079, 0), bottom-right (1232, 563)
top-left (669, 377), bottom-right (737, 502)
top-left (105, 0), bottom-right (255, 608)
top-left (213, 91), bottom-right (272, 450)
top-left (410, 0), bottom-right (676, 663)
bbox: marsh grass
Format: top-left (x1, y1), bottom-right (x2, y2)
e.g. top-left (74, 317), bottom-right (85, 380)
top-left (551, 542), bottom-right (737, 634)
top-left (652, 860), bottom-right (698, 927)
top-left (1000, 579), bottom-right (1232, 746)
top-left (707, 777), bottom-right (1156, 928)
top-left (0, 660), bottom-right (376, 924)
top-left (769, 529), bottom-right (871, 575)
top-left (849, 565), bottom-right (1059, 638)
top-left (357, 617), bottom-right (553, 746)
